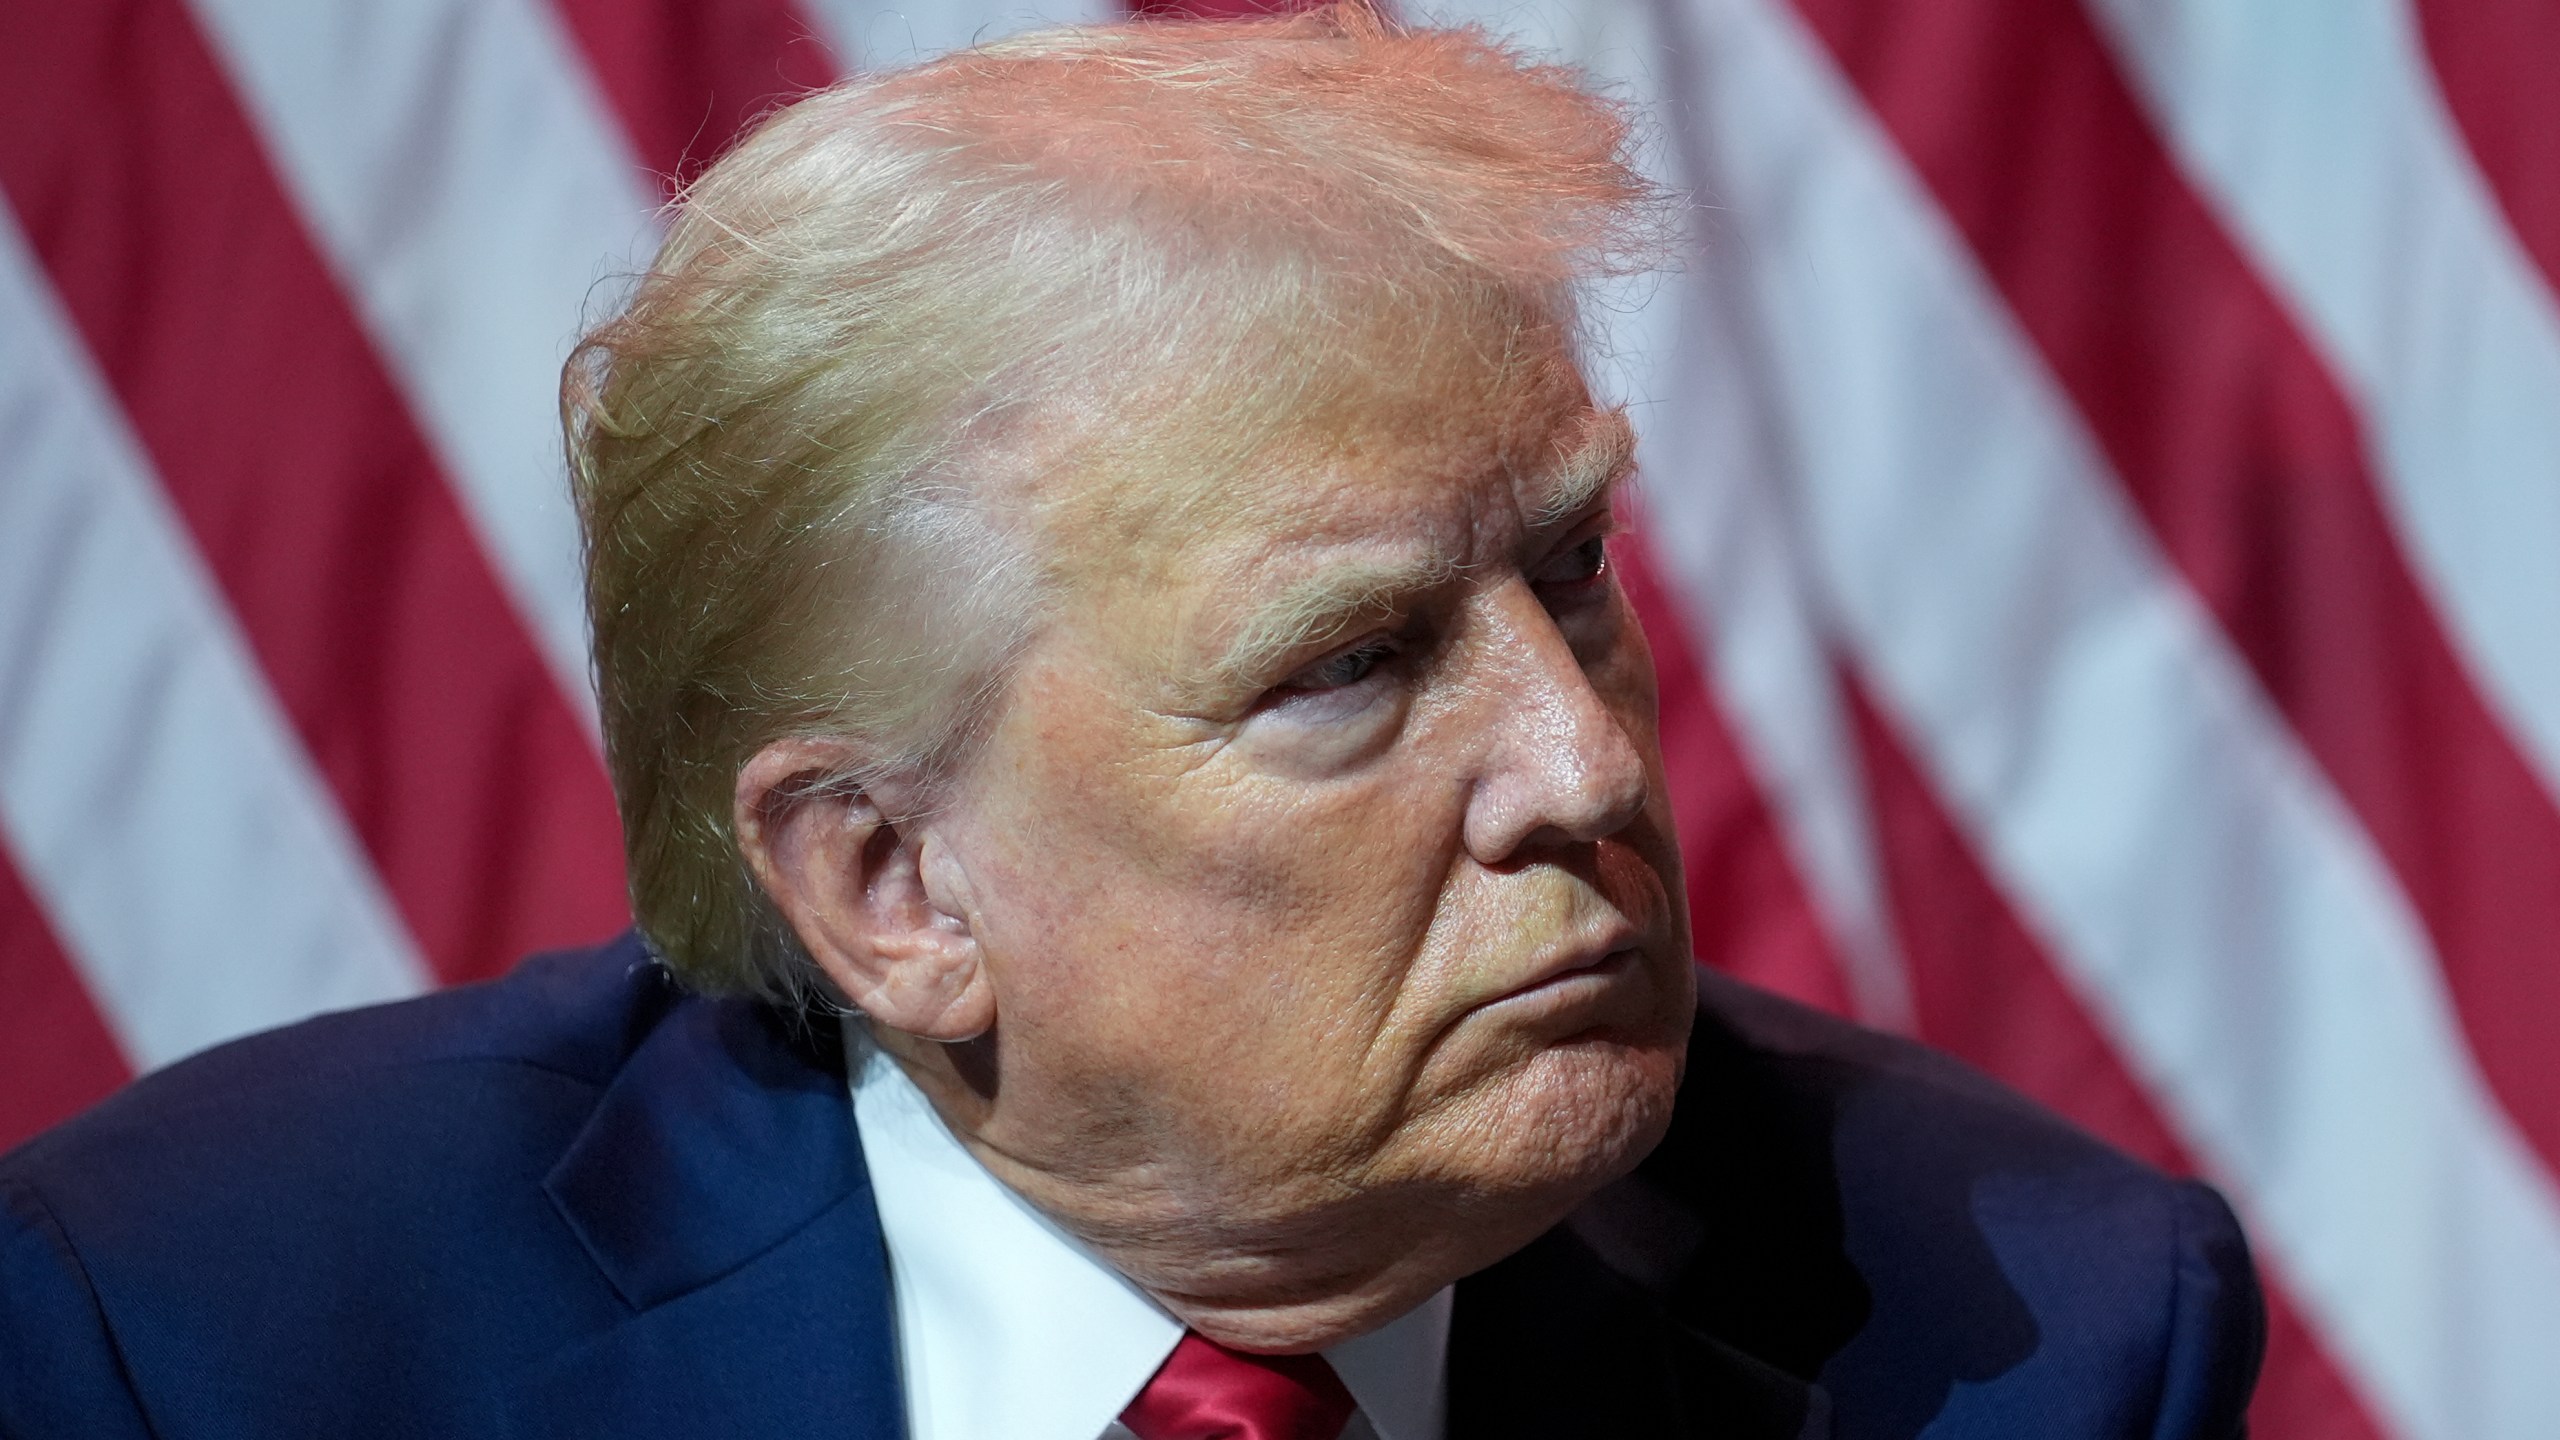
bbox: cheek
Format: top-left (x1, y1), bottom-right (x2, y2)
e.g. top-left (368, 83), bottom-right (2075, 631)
top-left (967, 724), bottom-right (1467, 1057)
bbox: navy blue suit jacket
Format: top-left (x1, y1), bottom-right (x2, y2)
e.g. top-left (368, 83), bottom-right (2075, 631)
top-left (0, 934), bottom-right (2262, 1438)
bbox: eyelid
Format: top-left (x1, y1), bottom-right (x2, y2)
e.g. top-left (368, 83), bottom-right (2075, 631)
top-left (1570, 504), bottom-right (1629, 543)
top-left (1530, 513), bottom-right (1619, 580)
top-left (1541, 499), bottom-right (1625, 556)
top-left (1277, 630), bottom-right (1399, 691)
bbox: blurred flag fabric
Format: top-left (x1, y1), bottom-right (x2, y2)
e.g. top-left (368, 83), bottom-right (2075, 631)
top-left (2, 0), bottom-right (2555, 1436)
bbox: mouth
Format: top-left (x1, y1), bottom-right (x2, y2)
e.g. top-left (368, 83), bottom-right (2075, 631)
top-left (1490, 936), bottom-right (1645, 1010)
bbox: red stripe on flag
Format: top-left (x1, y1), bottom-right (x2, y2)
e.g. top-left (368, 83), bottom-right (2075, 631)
top-left (1791, 0), bottom-right (2560, 1183)
top-left (0, 0), bottom-right (629, 984)
top-left (548, 0), bottom-right (837, 192)
top-left (0, 842), bottom-right (130, 1154)
top-left (1846, 681), bottom-right (2182, 1172)
top-left (1618, 534), bottom-right (1861, 1018)
top-left (2414, 0), bottom-right (2560, 302)
top-left (1842, 670), bottom-right (2390, 1440)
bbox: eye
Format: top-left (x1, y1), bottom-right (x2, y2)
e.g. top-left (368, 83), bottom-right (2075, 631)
top-left (1534, 534), bottom-right (1610, 589)
top-left (1234, 629), bottom-right (1412, 773)
top-left (1280, 636), bottom-right (1397, 694)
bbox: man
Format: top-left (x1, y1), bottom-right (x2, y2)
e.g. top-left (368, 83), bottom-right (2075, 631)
top-left (0, 10), bottom-right (2261, 1438)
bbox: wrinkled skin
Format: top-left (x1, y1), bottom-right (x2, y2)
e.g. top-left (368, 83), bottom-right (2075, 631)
top-left (740, 317), bottom-right (1696, 1353)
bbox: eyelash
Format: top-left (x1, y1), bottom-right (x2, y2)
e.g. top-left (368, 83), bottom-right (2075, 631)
top-left (1536, 533), bottom-right (1611, 591)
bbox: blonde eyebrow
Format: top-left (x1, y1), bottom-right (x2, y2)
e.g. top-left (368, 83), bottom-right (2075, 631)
top-left (1527, 407), bottom-right (1638, 531)
top-left (1203, 551), bottom-right (1463, 694)
top-left (1182, 410), bottom-right (1634, 703)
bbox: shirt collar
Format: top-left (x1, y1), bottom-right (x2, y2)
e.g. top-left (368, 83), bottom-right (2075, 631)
top-left (847, 1028), bottom-right (1448, 1440)
top-left (1326, 1285), bottom-right (1452, 1440)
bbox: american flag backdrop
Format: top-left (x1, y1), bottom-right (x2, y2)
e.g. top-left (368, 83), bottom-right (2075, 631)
top-left (1, 0), bottom-right (2554, 1435)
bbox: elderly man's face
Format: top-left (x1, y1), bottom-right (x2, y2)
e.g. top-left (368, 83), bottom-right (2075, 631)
top-left (914, 314), bottom-right (1696, 1328)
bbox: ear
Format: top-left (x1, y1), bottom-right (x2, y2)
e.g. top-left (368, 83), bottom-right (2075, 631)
top-left (733, 736), bottom-right (995, 1042)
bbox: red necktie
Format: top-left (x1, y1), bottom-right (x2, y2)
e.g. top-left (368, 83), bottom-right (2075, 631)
top-left (1119, 1331), bottom-right (1358, 1440)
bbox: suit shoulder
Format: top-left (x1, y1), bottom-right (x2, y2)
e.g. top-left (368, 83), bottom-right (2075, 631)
top-left (1669, 964), bottom-right (2249, 1253)
top-left (0, 934), bottom-right (684, 1280)
top-left (5, 932), bottom-right (668, 1170)
top-left (1682, 967), bottom-right (2147, 1179)
top-left (0, 934), bottom-right (699, 1432)
top-left (1579, 969), bottom-right (2263, 1436)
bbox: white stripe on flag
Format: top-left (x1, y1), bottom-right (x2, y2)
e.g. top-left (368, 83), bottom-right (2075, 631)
top-left (183, 0), bottom-right (663, 717)
top-left (0, 206), bottom-right (429, 1068)
top-left (1667, 0), bottom-right (2560, 1436)
top-left (2081, 0), bottom-right (2560, 806)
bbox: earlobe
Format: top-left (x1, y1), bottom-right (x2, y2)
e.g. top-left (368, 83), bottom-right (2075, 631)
top-left (733, 739), bottom-right (996, 1042)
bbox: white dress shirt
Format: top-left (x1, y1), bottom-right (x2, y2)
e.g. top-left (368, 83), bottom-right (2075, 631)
top-left (847, 1031), bottom-right (1451, 1440)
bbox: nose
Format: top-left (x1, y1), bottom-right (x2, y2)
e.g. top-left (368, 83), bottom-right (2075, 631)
top-left (1462, 580), bottom-right (1651, 866)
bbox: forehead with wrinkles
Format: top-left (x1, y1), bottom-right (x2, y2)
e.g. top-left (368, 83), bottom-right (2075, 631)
top-left (1011, 305), bottom-right (1630, 702)
top-left (1036, 295), bottom-right (1596, 569)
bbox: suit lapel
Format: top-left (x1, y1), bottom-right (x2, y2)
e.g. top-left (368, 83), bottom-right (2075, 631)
top-left (1449, 1227), bottom-right (1831, 1440)
top-left (503, 991), bottom-right (905, 1439)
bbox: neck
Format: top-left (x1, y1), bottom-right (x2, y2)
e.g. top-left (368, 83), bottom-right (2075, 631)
top-left (869, 1025), bottom-right (1572, 1353)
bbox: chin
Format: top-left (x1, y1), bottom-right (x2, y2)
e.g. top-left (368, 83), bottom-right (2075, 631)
top-left (1170, 1038), bottom-right (1683, 1355)
top-left (1447, 948), bottom-right (1693, 1185)
top-left (1435, 1030), bottom-right (1685, 1208)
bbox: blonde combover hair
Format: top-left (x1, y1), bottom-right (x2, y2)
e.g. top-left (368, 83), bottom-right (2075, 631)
top-left (564, 4), bottom-right (1657, 1001)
